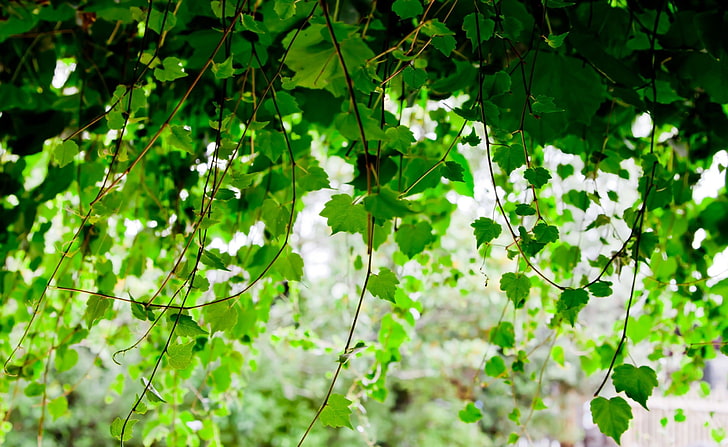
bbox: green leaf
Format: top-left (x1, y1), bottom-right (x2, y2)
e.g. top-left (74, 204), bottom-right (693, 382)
top-left (320, 393), bottom-right (353, 429)
top-left (458, 402), bottom-right (483, 423)
top-left (500, 273), bottom-right (530, 308)
top-left (154, 57), bottom-right (188, 82)
top-left (173, 314), bottom-right (208, 337)
top-left (24, 382), bottom-right (45, 397)
top-left (212, 55), bottom-right (235, 79)
top-left (524, 167), bottom-right (551, 188)
top-left (110, 417), bottom-right (138, 441)
top-left (471, 217), bottom-right (502, 248)
top-left (203, 302), bottom-right (238, 334)
top-left (166, 124), bottom-right (195, 153)
top-left (395, 221), bottom-right (435, 258)
top-left (385, 125), bottom-right (416, 152)
top-left (493, 144), bottom-right (526, 175)
top-left (201, 250), bottom-right (231, 271)
top-left (297, 165), bottom-right (330, 192)
top-left (84, 296), bottom-right (112, 329)
top-left (48, 395), bottom-right (68, 420)
top-left (54, 140), bottom-right (78, 167)
top-left (557, 288), bottom-right (589, 326)
top-left (441, 161), bottom-right (465, 182)
top-left (431, 35), bottom-right (457, 56)
top-left (533, 222), bottom-right (559, 244)
top-left (320, 194), bottom-right (369, 234)
top-left (485, 355), bottom-right (507, 377)
top-left (363, 187), bottom-right (413, 222)
top-left (590, 397), bottom-right (632, 445)
top-left (588, 281), bottom-right (613, 297)
top-left (612, 364), bottom-right (658, 410)
top-left (422, 19), bottom-right (454, 37)
top-left (141, 377), bottom-right (167, 404)
top-left (545, 31), bottom-right (569, 48)
top-left (167, 341), bottom-right (195, 370)
top-left (462, 13), bottom-right (495, 48)
top-left (402, 65), bottom-right (427, 88)
top-left (367, 268), bottom-right (399, 302)
top-left (490, 321), bottom-right (515, 348)
top-left (392, 0), bottom-right (423, 19)
top-left (281, 24), bottom-right (375, 97)
top-left (531, 95), bottom-right (564, 114)
top-left (515, 204), bottom-right (536, 216)
top-left (274, 0), bottom-right (296, 19)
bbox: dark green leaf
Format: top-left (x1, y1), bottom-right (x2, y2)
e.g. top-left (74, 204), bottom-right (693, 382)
top-left (556, 288), bottom-right (589, 326)
top-left (590, 397), bottom-right (632, 445)
top-left (612, 364), bottom-right (658, 410)
top-left (588, 281), bottom-right (613, 298)
top-left (524, 167), bottom-right (551, 188)
top-left (533, 223), bottom-right (559, 244)
top-left (392, 0), bottom-right (423, 19)
top-left (493, 144), bottom-right (526, 175)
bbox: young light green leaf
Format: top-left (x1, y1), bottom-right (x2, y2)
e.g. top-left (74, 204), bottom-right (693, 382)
top-left (110, 417), bottom-right (138, 441)
top-left (274, 0), bottom-right (296, 19)
top-left (203, 302), bottom-right (238, 334)
top-left (590, 396), bottom-right (632, 445)
top-left (141, 377), bottom-right (167, 404)
top-left (490, 321), bottom-right (515, 348)
top-left (367, 268), bottom-right (399, 302)
top-left (485, 355), bottom-right (507, 377)
top-left (48, 395), bottom-right (68, 420)
top-left (320, 194), bottom-right (369, 234)
top-left (471, 217), bottom-right (502, 248)
top-left (173, 314), bottom-right (208, 337)
top-left (545, 31), bottom-right (569, 48)
top-left (212, 55), bottom-right (234, 79)
top-left (500, 273), bottom-right (530, 308)
top-left (320, 393), bottom-right (353, 429)
top-left (612, 364), bottom-right (658, 410)
top-left (84, 295), bottom-right (112, 329)
top-left (395, 221), bottom-right (435, 258)
top-left (154, 57), bottom-right (188, 82)
top-left (458, 402), bottom-right (483, 423)
top-left (167, 341), bottom-right (194, 370)
top-left (54, 140), bottom-right (78, 167)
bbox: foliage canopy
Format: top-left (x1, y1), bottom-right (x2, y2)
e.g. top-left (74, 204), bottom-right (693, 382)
top-left (1, 0), bottom-right (728, 445)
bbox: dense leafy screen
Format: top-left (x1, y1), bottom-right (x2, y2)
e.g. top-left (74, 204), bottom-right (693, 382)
top-left (1, 0), bottom-right (728, 445)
